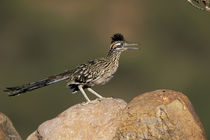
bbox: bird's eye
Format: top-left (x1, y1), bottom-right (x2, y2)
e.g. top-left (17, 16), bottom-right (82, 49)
top-left (111, 42), bottom-right (122, 49)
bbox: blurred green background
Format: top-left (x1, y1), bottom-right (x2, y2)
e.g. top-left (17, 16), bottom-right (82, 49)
top-left (0, 0), bottom-right (210, 139)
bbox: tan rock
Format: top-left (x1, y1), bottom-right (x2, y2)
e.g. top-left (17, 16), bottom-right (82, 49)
top-left (27, 98), bottom-right (127, 140)
top-left (0, 112), bottom-right (21, 140)
top-left (113, 90), bottom-right (206, 140)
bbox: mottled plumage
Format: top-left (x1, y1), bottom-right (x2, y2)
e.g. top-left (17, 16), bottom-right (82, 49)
top-left (4, 33), bottom-right (138, 102)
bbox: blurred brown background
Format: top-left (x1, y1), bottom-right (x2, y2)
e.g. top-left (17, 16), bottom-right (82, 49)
top-left (0, 0), bottom-right (210, 139)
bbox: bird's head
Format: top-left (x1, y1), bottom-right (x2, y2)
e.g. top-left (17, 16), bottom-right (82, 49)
top-left (109, 33), bottom-right (138, 52)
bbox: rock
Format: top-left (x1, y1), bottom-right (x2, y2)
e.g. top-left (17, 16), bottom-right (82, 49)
top-left (27, 98), bottom-right (127, 140)
top-left (0, 112), bottom-right (21, 140)
top-left (27, 90), bottom-right (206, 140)
top-left (113, 90), bottom-right (206, 140)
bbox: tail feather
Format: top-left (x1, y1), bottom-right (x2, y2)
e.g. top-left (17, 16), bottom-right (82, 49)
top-left (4, 70), bottom-right (72, 96)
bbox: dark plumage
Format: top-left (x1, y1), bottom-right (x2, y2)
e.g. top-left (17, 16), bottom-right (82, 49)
top-left (4, 33), bottom-right (138, 102)
top-left (111, 33), bottom-right (125, 43)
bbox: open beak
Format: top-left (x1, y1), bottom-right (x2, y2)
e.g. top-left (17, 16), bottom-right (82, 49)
top-left (124, 42), bottom-right (139, 50)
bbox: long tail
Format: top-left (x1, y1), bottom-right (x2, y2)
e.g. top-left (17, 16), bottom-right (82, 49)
top-left (4, 70), bottom-right (72, 96)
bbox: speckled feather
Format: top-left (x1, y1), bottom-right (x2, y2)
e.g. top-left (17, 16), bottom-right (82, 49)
top-left (67, 52), bottom-right (121, 93)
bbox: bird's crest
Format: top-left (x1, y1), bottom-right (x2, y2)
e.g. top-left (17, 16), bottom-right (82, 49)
top-left (111, 33), bottom-right (125, 43)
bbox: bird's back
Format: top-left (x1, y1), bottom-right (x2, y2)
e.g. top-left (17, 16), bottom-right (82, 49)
top-left (68, 57), bottom-right (119, 88)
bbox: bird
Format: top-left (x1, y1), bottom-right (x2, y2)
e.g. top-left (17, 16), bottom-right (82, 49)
top-left (4, 33), bottom-right (139, 102)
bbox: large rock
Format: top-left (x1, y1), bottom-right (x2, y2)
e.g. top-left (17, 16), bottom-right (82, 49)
top-left (27, 90), bottom-right (206, 140)
top-left (0, 112), bottom-right (21, 140)
top-left (113, 90), bottom-right (206, 140)
top-left (27, 98), bottom-right (127, 140)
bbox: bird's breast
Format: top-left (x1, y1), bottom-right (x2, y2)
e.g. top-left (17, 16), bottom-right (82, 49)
top-left (93, 62), bottom-right (119, 85)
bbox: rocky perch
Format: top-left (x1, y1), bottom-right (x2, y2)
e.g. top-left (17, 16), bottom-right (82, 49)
top-left (1, 89), bottom-right (207, 140)
top-left (0, 112), bottom-right (21, 140)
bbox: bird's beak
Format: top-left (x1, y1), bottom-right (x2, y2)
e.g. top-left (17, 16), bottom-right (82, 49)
top-left (124, 42), bottom-right (139, 50)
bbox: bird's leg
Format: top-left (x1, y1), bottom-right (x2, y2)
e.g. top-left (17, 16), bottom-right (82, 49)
top-left (87, 88), bottom-right (103, 99)
top-left (78, 85), bottom-right (90, 102)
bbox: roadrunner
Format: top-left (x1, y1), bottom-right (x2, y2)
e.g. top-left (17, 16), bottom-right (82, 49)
top-left (4, 33), bottom-right (138, 102)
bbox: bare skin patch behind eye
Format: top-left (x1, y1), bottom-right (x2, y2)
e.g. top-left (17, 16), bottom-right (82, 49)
top-left (111, 42), bottom-right (121, 49)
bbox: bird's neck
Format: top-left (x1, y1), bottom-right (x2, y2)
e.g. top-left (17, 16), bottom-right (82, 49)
top-left (106, 50), bottom-right (122, 64)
